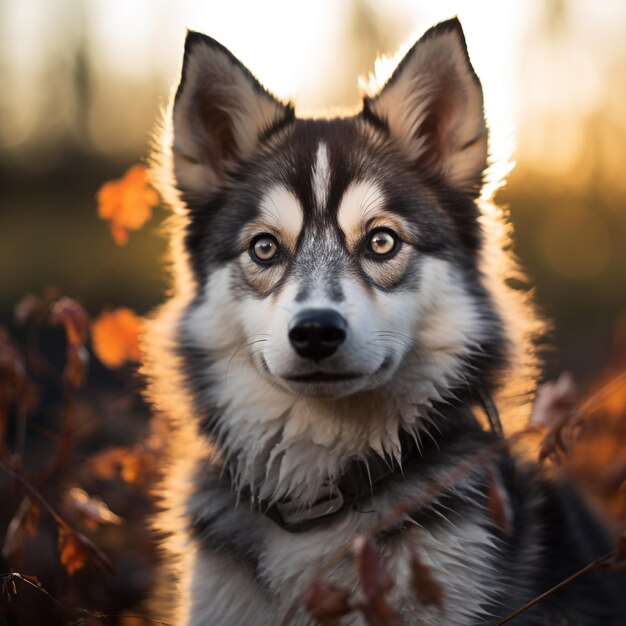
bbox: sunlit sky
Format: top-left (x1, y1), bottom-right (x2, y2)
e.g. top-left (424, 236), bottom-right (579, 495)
top-left (2, 0), bottom-right (625, 179)
top-left (0, 0), bottom-right (625, 369)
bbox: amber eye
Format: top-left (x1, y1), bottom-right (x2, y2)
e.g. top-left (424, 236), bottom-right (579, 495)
top-left (250, 234), bottom-right (280, 263)
top-left (366, 228), bottom-right (398, 257)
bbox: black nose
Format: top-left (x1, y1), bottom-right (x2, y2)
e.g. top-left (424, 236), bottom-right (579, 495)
top-left (288, 309), bottom-right (347, 361)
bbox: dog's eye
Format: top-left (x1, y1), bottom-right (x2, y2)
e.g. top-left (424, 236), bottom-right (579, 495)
top-left (250, 234), bottom-right (280, 263)
top-left (366, 229), bottom-right (398, 257)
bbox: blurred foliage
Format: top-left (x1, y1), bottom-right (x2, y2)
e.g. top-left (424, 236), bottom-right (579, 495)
top-left (1, 0), bottom-right (625, 380)
top-left (0, 1), bottom-right (625, 622)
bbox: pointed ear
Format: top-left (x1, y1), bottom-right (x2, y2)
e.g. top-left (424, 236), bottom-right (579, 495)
top-left (171, 32), bottom-right (294, 199)
top-left (363, 19), bottom-right (487, 195)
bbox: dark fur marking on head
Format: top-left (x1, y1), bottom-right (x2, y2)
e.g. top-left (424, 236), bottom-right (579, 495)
top-left (360, 101), bottom-right (390, 134)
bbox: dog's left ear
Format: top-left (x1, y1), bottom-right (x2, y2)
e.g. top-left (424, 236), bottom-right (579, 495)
top-left (171, 32), bottom-right (294, 200)
top-left (363, 19), bottom-right (487, 195)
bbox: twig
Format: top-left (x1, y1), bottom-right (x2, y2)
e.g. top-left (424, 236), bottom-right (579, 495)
top-left (20, 419), bottom-right (63, 444)
top-left (578, 372), bottom-right (626, 415)
top-left (493, 551), bottom-right (614, 625)
top-left (14, 403), bottom-right (28, 462)
top-left (313, 428), bottom-right (536, 580)
top-left (1, 571), bottom-right (174, 626)
top-left (36, 385), bottom-right (77, 483)
top-left (24, 327), bottom-right (62, 386)
top-left (281, 428), bottom-right (537, 625)
top-left (58, 387), bottom-right (76, 466)
top-left (0, 457), bottom-right (71, 531)
top-left (1, 571), bottom-right (59, 605)
top-left (371, 428), bottom-right (533, 538)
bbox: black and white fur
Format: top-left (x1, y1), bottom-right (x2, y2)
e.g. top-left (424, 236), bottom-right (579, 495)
top-left (144, 19), bottom-right (626, 625)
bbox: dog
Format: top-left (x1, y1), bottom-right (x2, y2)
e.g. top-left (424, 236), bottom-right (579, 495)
top-left (143, 18), bottom-right (626, 625)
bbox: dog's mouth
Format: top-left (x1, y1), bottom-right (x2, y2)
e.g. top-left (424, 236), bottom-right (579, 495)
top-left (259, 354), bottom-right (396, 397)
top-left (284, 372), bottom-right (362, 383)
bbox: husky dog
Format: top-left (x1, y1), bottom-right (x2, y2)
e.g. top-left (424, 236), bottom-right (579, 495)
top-left (144, 19), bottom-right (625, 626)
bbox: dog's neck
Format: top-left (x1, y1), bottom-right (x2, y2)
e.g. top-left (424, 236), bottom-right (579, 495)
top-left (205, 351), bottom-right (488, 508)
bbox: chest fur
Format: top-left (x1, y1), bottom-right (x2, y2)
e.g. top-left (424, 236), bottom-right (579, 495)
top-left (187, 465), bottom-right (509, 625)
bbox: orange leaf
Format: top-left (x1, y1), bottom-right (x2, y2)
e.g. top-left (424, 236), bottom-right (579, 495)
top-left (91, 308), bottom-right (143, 368)
top-left (58, 527), bottom-right (89, 575)
top-left (57, 526), bottom-right (112, 576)
top-left (121, 444), bottom-right (160, 486)
top-left (96, 164), bottom-right (159, 246)
top-left (87, 446), bottom-right (127, 480)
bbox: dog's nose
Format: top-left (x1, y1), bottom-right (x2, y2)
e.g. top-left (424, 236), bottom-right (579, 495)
top-left (288, 309), bottom-right (347, 361)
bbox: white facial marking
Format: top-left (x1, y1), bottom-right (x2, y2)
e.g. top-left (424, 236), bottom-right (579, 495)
top-left (258, 185), bottom-right (303, 244)
top-left (337, 181), bottom-right (386, 245)
top-left (311, 142), bottom-right (331, 211)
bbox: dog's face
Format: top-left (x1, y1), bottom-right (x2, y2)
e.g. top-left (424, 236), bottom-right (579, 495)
top-left (168, 20), bottom-right (505, 412)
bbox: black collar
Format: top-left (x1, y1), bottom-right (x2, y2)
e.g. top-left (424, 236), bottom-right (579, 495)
top-left (262, 429), bottom-right (420, 532)
top-left (257, 395), bottom-right (506, 533)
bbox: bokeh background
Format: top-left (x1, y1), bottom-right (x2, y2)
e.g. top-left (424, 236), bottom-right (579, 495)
top-left (0, 1), bottom-right (625, 623)
top-left (1, 0), bottom-right (626, 381)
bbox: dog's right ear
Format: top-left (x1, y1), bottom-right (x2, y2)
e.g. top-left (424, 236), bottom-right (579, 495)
top-left (171, 32), bottom-right (294, 200)
top-left (362, 19), bottom-right (488, 196)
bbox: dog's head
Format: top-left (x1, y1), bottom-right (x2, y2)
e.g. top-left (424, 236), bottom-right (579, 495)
top-left (150, 19), bottom-right (520, 496)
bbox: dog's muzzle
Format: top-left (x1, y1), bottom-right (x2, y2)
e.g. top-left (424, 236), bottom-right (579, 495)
top-left (288, 308), bottom-right (347, 361)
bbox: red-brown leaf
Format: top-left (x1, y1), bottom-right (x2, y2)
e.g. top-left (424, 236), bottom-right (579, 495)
top-left (606, 531), bottom-right (626, 572)
top-left (358, 598), bottom-right (402, 626)
top-left (14, 294), bottom-right (43, 326)
top-left (354, 535), bottom-right (393, 598)
top-left (301, 580), bottom-right (353, 625)
top-left (52, 297), bottom-right (88, 348)
top-left (486, 464), bottom-right (514, 539)
top-left (65, 344), bottom-right (89, 388)
top-left (24, 501), bottom-right (40, 538)
top-left (1, 497), bottom-right (40, 567)
top-left (410, 549), bottom-right (444, 610)
top-left (0, 327), bottom-right (30, 394)
top-left (14, 287), bottom-right (61, 327)
top-left (531, 373), bottom-right (577, 429)
top-left (532, 374), bottom-right (579, 464)
top-left (0, 327), bottom-right (37, 441)
top-left (353, 535), bottom-right (401, 625)
top-left (62, 487), bottom-right (124, 530)
top-left (52, 298), bottom-right (90, 388)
